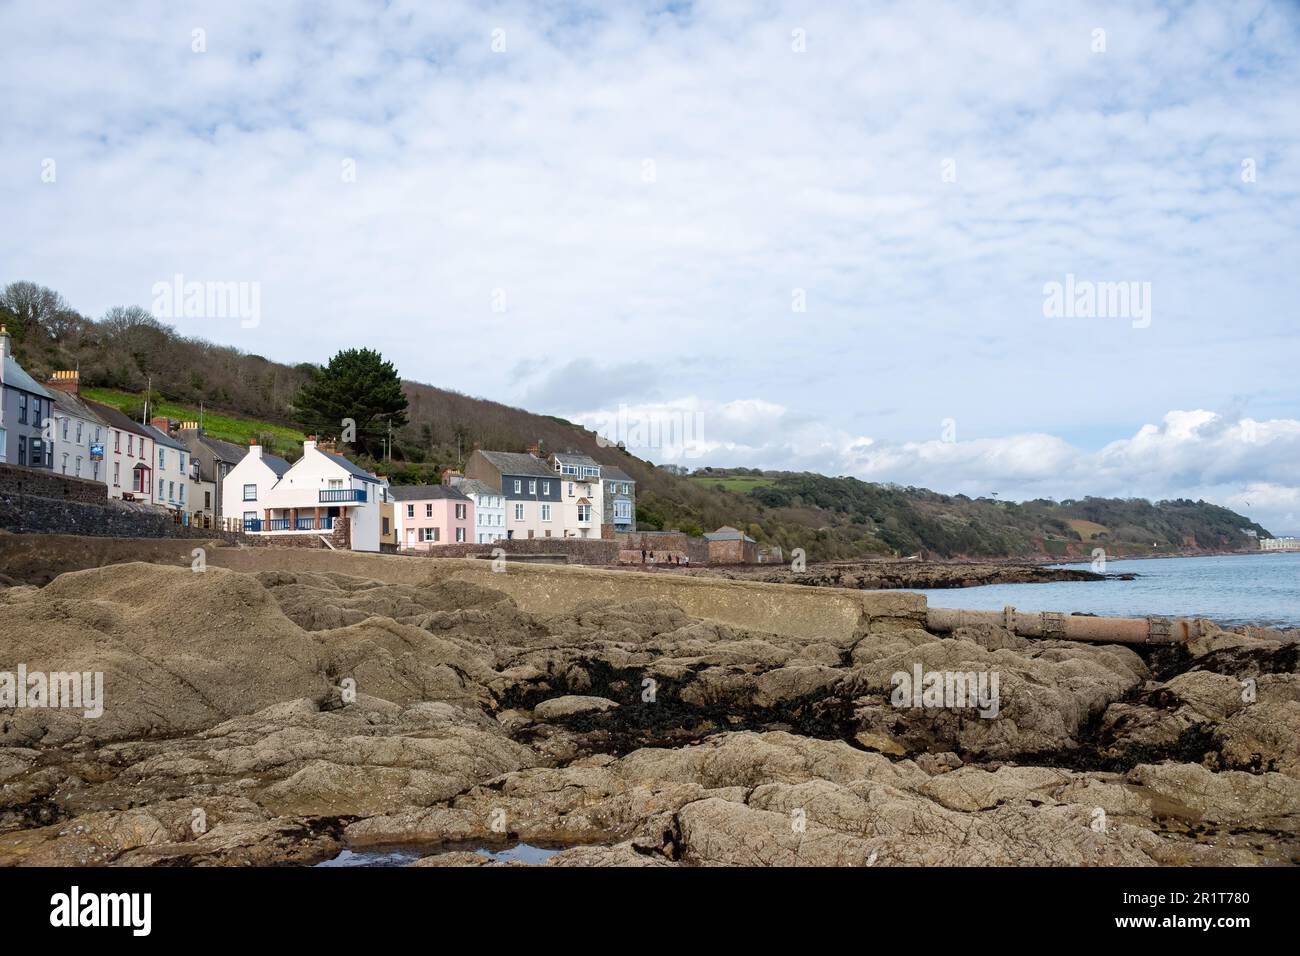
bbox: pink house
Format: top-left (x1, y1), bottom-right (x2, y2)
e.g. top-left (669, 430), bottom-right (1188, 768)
top-left (391, 484), bottom-right (474, 550)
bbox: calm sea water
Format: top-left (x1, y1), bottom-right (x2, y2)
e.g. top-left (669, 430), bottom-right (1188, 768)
top-left (902, 552), bottom-right (1300, 628)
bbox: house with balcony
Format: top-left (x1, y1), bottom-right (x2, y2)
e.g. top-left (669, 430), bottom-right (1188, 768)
top-left (224, 438), bottom-right (386, 551)
top-left (221, 441), bottom-right (291, 530)
top-left (0, 325), bottom-right (55, 469)
top-left (601, 465), bottom-right (637, 535)
top-left (551, 452), bottom-right (603, 538)
top-left (465, 449), bottom-right (562, 539)
top-left (391, 484), bottom-right (474, 550)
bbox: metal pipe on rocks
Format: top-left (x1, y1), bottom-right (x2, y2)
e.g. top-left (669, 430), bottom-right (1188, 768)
top-left (925, 605), bottom-right (1202, 645)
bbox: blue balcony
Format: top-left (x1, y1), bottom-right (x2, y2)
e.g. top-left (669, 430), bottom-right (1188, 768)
top-left (320, 488), bottom-right (366, 503)
top-left (243, 516), bottom-right (335, 533)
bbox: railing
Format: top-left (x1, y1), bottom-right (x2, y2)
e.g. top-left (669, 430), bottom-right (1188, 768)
top-left (243, 516), bottom-right (335, 533)
top-left (320, 488), bottom-right (366, 503)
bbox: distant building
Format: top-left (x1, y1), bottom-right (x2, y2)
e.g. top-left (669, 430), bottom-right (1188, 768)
top-left (704, 525), bottom-right (759, 564)
top-left (391, 484), bottom-right (474, 549)
top-left (82, 399), bottom-right (159, 502)
top-left (1260, 536), bottom-right (1300, 551)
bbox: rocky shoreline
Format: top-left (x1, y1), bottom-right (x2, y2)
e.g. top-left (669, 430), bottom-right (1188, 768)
top-left (674, 559), bottom-right (1133, 590)
top-left (1, 559), bottom-right (1297, 867)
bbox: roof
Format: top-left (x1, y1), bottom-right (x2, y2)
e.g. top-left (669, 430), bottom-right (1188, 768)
top-left (196, 434), bottom-right (247, 464)
top-left (261, 453), bottom-right (292, 477)
top-left (50, 390), bottom-right (107, 426)
top-left (388, 484), bottom-right (471, 502)
top-left (1, 357), bottom-right (54, 400)
top-left (475, 450), bottom-right (553, 478)
top-left (705, 525), bottom-right (756, 543)
top-left (83, 399), bottom-right (154, 438)
top-left (139, 423), bottom-right (186, 452)
top-left (456, 478), bottom-right (501, 497)
top-left (318, 448), bottom-right (379, 483)
top-left (553, 452), bottom-right (601, 468)
top-left (602, 466), bottom-right (635, 483)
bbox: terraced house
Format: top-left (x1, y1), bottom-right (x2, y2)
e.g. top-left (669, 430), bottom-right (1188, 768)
top-left (391, 484), bottom-right (474, 549)
top-left (83, 399), bottom-right (157, 501)
top-left (46, 371), bottom-right (107, 485)
top-left (0, 325), bottom-right (54, 469)
top-left (551, 451), bottom-right (603, 538)
top-left (465, 449), bottom-right (561, 539)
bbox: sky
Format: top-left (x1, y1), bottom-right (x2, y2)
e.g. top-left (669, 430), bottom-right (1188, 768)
top-left (2, 0), bottom-right (1298, 533)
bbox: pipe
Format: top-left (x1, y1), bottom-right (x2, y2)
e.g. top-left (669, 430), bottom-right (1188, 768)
top-left (925, 605), bottom-right (1201, 645)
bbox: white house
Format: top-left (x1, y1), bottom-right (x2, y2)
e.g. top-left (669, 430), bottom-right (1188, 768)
top-left (46, 372), bottom-right (108, 487)
top-left (143, 422), bottom-right (191, 513)
top-left (551, 452), bottom-right (603, 538)
top-left (224, 439), bottom-right (386, 551)
top-left (450, 476), bottom-right (506, 544)
top-left (221, 442), bottom-right (292, 529)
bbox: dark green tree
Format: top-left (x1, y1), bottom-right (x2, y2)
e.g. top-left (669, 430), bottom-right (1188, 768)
top-left (293, 348), bottom-right (408, 456)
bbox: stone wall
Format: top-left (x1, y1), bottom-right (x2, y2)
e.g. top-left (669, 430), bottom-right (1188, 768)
top-left (0, 462), bottom-right (107, 504)
top-left (412, 536), bottom-right (622, 565)
top-left (0, 492), bottom-right (248, 542)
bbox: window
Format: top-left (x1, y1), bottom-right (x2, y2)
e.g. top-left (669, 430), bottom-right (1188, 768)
top-left (179, 484), bottom-right (185, 504)
top-left (61, 453), bottom-right (69, 474)
top-left (17, 394), bottom-right (27, 425)
top-left (568, 482), bottom-right (574, 497)
top-left (615, 500), bottom-right (632, 520)
top-left (455, 503), bottom-right (466, 520)
top-left (528, 480), bottom-right (536, 495)
top-left (513, 479), bottom-right (521, 494)
top-left (114, 431), bottom-right (120, 453)
top-left (95, 427), bottom-right (102, 443)
top-left (514, 503), bottom-right (525, 521)
top-left (113, 462), bottom-right (120, 486)
top-left (406, 504), bottom-right (414, 518)
top-left (541, 504), bottom-right (551, 521)
top-left (62, 419), bottom-right (69, 440)
top-left (542, 481), bottom-right (550, 495)
top-left (425, 503), bottom-right (433, 518)
top-left (205, 491), bottom-right (211, 509)
top-left (159, 448), bottom-right (165, 468)
top-left (75, 421), bottom-right (82, 443)
top-left (243, 483), bottom-right (257, 501)
top-left (419, 527), bottom-right (440, 543)
top-left (456, 527), bottom-right (466, 542)
top-left (76, 456), bottom-right (83, 476)
top-left (127, 435), bottom-right (134, 456)
top-left (577, 503), bottom-right (591, 522)
top-left (382, 517), bottom-right (390, 534)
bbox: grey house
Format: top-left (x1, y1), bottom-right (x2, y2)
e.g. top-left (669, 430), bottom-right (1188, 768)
top-left (601, 465), bottom-right (637, 535)
top-left (0, 325), bottom-right (55, 469)
top-left (176, 424), bottom-right (247, 519)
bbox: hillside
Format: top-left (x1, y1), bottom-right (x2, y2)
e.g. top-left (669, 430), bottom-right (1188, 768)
top-left (1, 279), bottom-right (1270, 560)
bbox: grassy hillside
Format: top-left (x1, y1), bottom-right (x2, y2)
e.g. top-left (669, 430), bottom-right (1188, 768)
top-left (80, 388), bottom-right (308, 458)
top-left (2, 278), bottom-right (1270, 561)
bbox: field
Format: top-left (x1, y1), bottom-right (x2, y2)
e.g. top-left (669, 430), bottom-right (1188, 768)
top-left (80, 387), bottom-right (307, 454)
top-left (1067, 519), bottom-right (1110, 541)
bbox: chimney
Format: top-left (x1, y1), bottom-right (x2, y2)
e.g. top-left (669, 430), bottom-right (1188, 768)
top-left (249, 441), bottom-right (263, 459)
top-left (317, 438), bottom-right (336, 454)
top-left (527, 441), bottom-right (541, 457)
top-left (48, 370), bottom-right (80, 396)
top-left (441, 468), bottom-right (463, 486)
top-left (0, 325), bottom-right (9, 368)
top-left (151, 416), bottom-right (172, 433)
top-left (179, 420), bottom-right (202, 435)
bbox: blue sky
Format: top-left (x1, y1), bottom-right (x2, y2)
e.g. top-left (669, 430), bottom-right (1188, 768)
top-left (2, 0), bottom-right (1298, 532)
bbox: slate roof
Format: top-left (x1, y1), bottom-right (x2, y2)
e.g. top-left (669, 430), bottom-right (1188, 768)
top-left (140, 423), bottom-right (186, 452)
top-left (83, 399), bottom-right (154, 438)
top-left (1, 356), bottom-right (54, 399)
top-left (51, 390), bottom-right (108, 426)
top-left (553, 452), bottom-right (601, 468)
top-left (319, 449), bottom-right (379, 482)
top-left (475, 450), bottom-right (553, 478)
top-left (602, 466), bottom-right (635, 483)
top-left (261, 453), bottom-right (292, 477)
top-left (704, 525), bottom-right (756, 543)
top-left (196, 434), bottom-right (248, 464)
top-left (388, 484), bottom-right (471, 502)
top-left (456, 478), bottom-right (501, 498)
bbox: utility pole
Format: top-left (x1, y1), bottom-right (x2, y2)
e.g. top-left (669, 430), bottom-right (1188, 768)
top-left (142, 374), bottom-right (151, 424)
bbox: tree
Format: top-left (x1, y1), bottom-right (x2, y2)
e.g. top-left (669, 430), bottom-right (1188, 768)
top-left (293, 348), bottom-right (408, 456)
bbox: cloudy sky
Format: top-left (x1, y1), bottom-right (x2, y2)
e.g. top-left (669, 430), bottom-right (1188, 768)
top-left (3, 1), bottom-right (1298, 532)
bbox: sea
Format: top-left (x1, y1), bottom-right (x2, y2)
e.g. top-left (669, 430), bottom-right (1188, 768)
top-left (902, 551), bottom-right (1300, 629)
